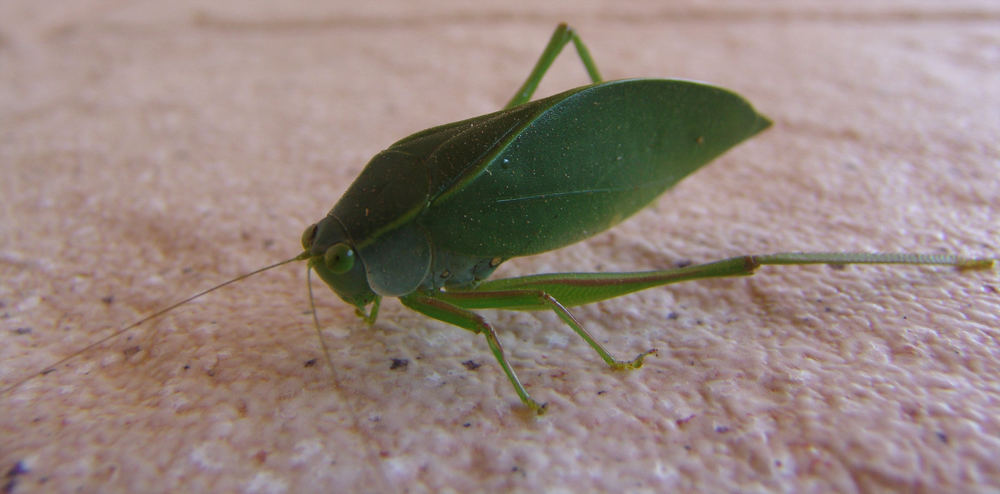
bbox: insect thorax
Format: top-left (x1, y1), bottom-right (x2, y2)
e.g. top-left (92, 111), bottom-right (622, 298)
top-left (423, 248), bottom-right (504, 291)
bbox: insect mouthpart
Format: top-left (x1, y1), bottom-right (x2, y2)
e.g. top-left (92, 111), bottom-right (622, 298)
top-left (303, 215), bottom-right (379, 316)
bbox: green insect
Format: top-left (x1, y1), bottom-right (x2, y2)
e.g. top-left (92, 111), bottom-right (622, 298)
top-left (6, 24), bottom-right (994, 414)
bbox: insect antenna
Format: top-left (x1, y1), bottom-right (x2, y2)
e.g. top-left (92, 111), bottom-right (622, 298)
top-left (302, 264), bottom-right (395, 492)
top-left (306, 267), bottom-right (336, 379)
top-left (1, 252), bottom-right (309, 395)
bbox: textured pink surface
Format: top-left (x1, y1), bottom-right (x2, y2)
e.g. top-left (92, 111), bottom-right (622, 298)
top-left (2, 2), bottom-right (998, 492)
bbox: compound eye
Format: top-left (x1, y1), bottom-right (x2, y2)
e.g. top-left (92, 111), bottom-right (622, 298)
top-left (324, 242), bottom-right (355, 274)
top-left (301, 223), bottom-right (318, 249)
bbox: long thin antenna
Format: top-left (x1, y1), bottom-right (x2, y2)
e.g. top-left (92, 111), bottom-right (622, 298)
top-left (2, 252), bottom-right (310, 394)
top-left (304, 262), bottom-right (393, 492)
top-left (307, 266), bottom-right (337, 378)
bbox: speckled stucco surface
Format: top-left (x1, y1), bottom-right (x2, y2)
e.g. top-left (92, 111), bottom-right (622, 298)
top-left (2, 2), bottom-right (998, 492)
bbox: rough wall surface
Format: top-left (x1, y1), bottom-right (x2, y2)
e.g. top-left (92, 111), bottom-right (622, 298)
top-left (2, 2), bottom-right (998, 492)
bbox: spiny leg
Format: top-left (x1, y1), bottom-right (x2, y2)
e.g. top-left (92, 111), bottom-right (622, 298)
top-left (504, 23), bottom-right (603, 109)
top-left (433, 252), bottom-right (993, 407)
top-left (434, 288), bottom-right (654, 370)
top-left (434, 253), bottom-right (993, 375)
top-left (398, 252), bottom-right (993, 413)
top-left (753, 252), bottom-right (993, 270)
top-left (399, 292), bottom-right (547, 414)
top-left (461, 253), bottom-right (995, 309)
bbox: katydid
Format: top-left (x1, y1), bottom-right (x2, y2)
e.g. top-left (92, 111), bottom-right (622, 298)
top-left (4, 24), bottom-right (994, 414)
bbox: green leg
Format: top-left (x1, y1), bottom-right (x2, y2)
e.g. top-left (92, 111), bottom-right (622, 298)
top-left (433, 288), bottom-right (655, 370)
top-left (401, 252), bottom-right (993, 413)
top-left (400, 292), bottom-right (548, 414)
top-left (459, 252), bottom-right (995, 308)
top-left (504, 23), bottom-right (603, 109)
